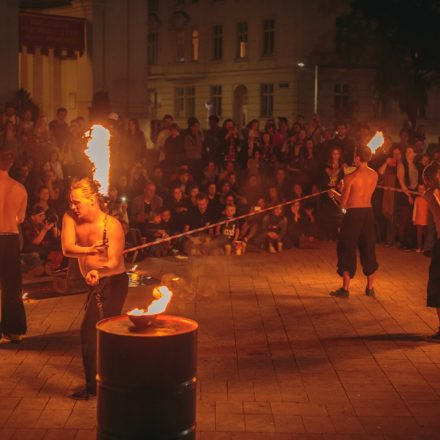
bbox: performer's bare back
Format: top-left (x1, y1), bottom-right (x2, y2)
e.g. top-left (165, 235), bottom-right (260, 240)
top-left (341, 166), bottom-right (378, 209)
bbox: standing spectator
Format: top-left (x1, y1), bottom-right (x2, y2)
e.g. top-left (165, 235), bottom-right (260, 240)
top-left (184, 117), bottom-right (204, 177)
top-left (204, 115), bottom-right (222, 164)
top-left (33, 116), bottom-right (54, 167)
top-left (163, 123), bottom-right (185, 174)
top-left (397, 146), bottom-right (420, 249)
top-left (413, 183), bottom-right (429, 253)
top-left (320, 147), bottom-right (345, 239)
top-left (0, 150), bottom-right (27, 343)
top-left (221, 119), bottom-right (240, 165)
top-left (156, 114), bottom-right (174, 162)
top-left (378, 146), bottom-right (401, 246)
top-left (331, 122), bottom-right (355, 165)
top-left (127, 118), bottom-right (147, 163)
top-left (49, 107), bottom-right (69, 150)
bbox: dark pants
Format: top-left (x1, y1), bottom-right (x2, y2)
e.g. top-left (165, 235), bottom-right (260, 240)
top-left (0, 235), bottom-right (26, 335)
top-left (81, 272), bottom-right (128, 393)
top-left (427, 239), bottom-right (440, 308)
top-left (337, 208), bottom-right (379, 278)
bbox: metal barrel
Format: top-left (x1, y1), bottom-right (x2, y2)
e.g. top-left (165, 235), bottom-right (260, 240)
top-left (96, 315), bottom-right (198, 440)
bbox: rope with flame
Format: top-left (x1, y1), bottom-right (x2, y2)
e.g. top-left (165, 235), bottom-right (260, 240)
top-left (122, 184), bottom-right (424, 255)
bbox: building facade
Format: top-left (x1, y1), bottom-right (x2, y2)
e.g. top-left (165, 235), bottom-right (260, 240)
top-left (145, 0), bottom-right (379, 130)
top-left (1, 0), bottom-right (439, 140)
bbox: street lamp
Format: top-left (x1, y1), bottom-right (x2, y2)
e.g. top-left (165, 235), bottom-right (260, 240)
top-left (297, 62), bottom-right (319, 114)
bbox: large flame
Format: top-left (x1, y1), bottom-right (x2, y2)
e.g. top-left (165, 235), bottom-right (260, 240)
top-left (128, 285), bottom-right (173, 316)
top-left (367, 131), bottom-right (385, 153)
top-left (85, 124), bottom-right (111, 195)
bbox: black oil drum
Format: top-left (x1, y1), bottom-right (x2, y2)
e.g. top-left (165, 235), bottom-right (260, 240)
top-left (96, 315), bottom-right (198, 440)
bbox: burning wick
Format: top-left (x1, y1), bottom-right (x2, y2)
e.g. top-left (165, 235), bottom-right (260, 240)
top-left (84, 124), bottom-right (111, 195)
top-left (128, 285), bottom-right (173, 317)
top-left (367, 131), bottom-right (385, 153)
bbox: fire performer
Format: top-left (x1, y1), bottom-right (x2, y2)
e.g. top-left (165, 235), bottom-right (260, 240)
top-left (62, 178), bottom-right (128, 399)
top-left (328, 145), bottom-right (378, 297)
top-left (0, 150), bottom-right (27, 343)
top-left (422, 162), bottom-right (440, 339)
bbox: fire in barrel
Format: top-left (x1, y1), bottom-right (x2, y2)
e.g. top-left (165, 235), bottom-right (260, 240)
top-left (96, 285), bottom-right (198, 440)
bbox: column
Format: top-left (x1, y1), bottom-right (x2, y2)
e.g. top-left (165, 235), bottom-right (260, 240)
top-left (0, 0), bottom-right (18, 105)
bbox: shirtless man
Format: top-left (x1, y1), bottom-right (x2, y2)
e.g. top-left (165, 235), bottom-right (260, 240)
top-left (0, 150), bottom-right (27, 343)
top-left (62, 178), bottom-right (128, 399)
top-left (329, 145), bottom-right (379, 297)
top-left (422, 162), bottom-right (440, 339)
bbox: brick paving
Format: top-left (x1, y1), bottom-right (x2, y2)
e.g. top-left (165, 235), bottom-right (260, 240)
top-left (1, 243), bottom-right (440, 439)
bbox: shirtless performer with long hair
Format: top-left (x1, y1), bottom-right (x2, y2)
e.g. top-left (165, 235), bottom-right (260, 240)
top-left (329, 145), bottom-right (379, 298)
top-left (62, 178), bottom-right (128, 399)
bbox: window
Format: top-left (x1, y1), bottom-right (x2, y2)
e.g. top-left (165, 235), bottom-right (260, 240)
top-left (176, 30), bottom-right (185, 63)
top-left (263, 19), bottom-right (275, 56)
top-left (191, 29), bottom-right (199, 61)
top-left (260, 83), bottom-right (274, 117)
top-left (148, 30), bottom-right (158, 64)
top-left (237, 22), bottom-right (248, 59)
top-left (175, 87), bottom-right (196, 118)
top-left (334, 83), bottom-right (349, 109)
top-left (212, 25), bottom-right (223, 60)
top-left (147, 88), bottom-right (158, 117)
top-left (210, 85), bottom-right (222, 116)
top-left (148, 0), bottom-right (158, 13)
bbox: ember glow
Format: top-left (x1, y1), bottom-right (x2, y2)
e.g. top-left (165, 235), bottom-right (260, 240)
top-left (128, 286), bottom-right (173, 316)
top-left (85, 124), bottom-right (111, 195)
top-left (367, 131), bottom-right (385, 152)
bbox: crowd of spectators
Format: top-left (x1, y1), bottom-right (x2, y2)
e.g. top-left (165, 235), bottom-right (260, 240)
top-left (1, 100), bottom-right (440, 276)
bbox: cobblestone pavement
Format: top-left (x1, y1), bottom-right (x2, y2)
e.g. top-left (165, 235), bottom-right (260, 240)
top-left (1, 243), bottom-right (440, 439)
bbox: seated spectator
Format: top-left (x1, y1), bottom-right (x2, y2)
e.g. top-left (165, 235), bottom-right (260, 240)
top-left (130, 182), bottom-right (163, 236)
top-left (284, 202), bottom-right (313, 248)
top-left (108, 185), bottom-right (129, 234)
top-left (166, 185), bottom-right (188, 226)
top-left (150, 165), bottom-right (169, 200)
top-left (261, 206), bottom-right (287, 253)
top-left (213, 204), bottom-right (240, 256)
top-left (183, 193), bottom-right (214, 256)
top-left (206, 183), bottom-right (221, 217)
top-left (201, 160), bottom-right (218, 187)
top-left (240, 197), bottom-right (266, 251)
top-left (44, 148), bottom-right (64, 181)
top-left (129, 163), bottom-right (148, 197)
top-left (22, 206), bottom-right (61, 262)
top-left (185, 185), bottom-right (200, 213)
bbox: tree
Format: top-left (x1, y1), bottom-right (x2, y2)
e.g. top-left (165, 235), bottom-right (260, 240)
top-left (336, 0), bottom-right (440, 127)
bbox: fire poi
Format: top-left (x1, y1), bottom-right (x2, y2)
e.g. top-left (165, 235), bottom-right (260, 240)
top-left (367, 130), bottom-right (385, 152)
top-left (127, 285), bottom-right (173, 328)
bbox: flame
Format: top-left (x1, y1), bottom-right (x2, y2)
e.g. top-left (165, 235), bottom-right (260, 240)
top-left (127, 285), bottom-right (173, 316)
top-left (367, 131), bottom-right (385, 152)
top-left (85, 124), bottom-right (111, 195)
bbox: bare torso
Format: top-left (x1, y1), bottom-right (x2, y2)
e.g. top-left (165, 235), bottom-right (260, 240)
top-left (342, 166), bottom-right (378, 209)
top-left (64, 211), bottom-right (126, 278)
